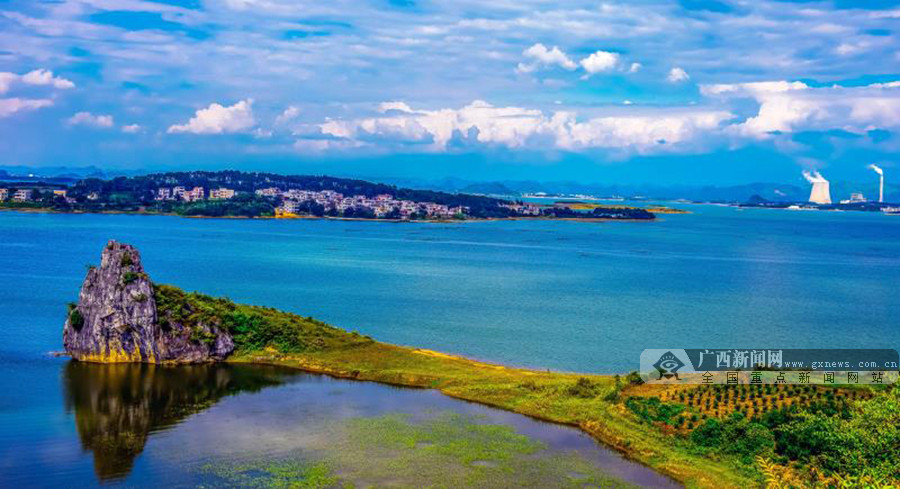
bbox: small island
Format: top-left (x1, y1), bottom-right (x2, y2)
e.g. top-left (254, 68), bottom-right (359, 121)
top-left (62, 241), bottom-right (899, 489)
top-left (2, 170), bottom-right (658, 221)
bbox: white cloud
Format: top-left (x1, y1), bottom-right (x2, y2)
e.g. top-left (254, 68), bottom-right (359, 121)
top-left (67, 111), bottom-right (114, 128)
top-left (168, 99), bottom-right (255, 134)
top-left (702, 79), bottom-right (900, 137)
top-left (0, 73), bottom-right (17, 95)
top-left (121, 124), bottom-right (141, 133)
top-left (516, 43), bottom-right (577, 73)
top-left (378, 101), bottom-right (415, 113)
top-left (20, 69), bottom-right (75, 90)
top-left (667, 67), bottom-right (690, 83)
top-left (580, 51), bottom-right (620, 74)
top-left (315, 100), bottom-right (732, 153)
top-left (700, 81), bottom-right (809, 97)
top-left (274, 105), bottom-right (300, 125)
top-left (628, 62), bottom-right (642, 73)
top-left (835, 42), bottom-right (868, 56)
top-left (0, 69), bottom-right (74, 94)
top-left (0, 98), bottom-right (53, 118)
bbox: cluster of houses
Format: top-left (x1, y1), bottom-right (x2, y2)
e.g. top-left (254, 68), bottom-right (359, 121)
top-left (257, 188), bottom-right (469, 219)
top-left (500, 202), bottom-right (542, 216)
top-left (0, 188), bottom-right (72, 203)
top-left (0, 188), bottom-right (32, 202)
top-left (155, 186), bottom-right (236, 202)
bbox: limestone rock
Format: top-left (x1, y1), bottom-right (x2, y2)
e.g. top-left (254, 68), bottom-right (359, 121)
top-left (63, 240), bottom-right (233, 363)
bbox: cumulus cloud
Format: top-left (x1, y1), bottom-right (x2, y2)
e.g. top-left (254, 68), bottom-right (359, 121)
top-left (168, 99), bottom-right (256, 134)
top-left (628, 62), bottom-right (642, 73)
top-left (668, 67), bottom-right (690, 83)
top-left (701, 80), bottom-right (900, 137)
top-left (121, 124), bottom-right (141, 133)
top-left (21, 69), bottom-right (75, 90)
top-left (0, 98), bottom-right (53, 118)
top-left (0, 69), bottom-right (73, 118)
top-left (67, 111), bottom-right (114, 128)
top-left (0, 69), bottom-right (74, 94)
top-left (314, 100), bottom-right (732, 153)
top-left (579, 51), bottom-right (620, 74)
top-left (516, 43), bottom-right (577, 73)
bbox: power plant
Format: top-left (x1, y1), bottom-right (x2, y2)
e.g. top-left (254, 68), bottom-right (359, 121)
top-left (803, 170), bottom-right (831, 204)
top-left (869, 164), bottom-right (884, 203)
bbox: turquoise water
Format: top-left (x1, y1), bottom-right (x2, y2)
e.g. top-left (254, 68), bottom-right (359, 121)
top-left (0, 206), bottom-right (898, 487)
top-left (1, 206), bottom-right (899, 372)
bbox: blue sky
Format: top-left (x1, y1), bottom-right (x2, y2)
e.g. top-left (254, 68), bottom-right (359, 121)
top-left (1, 0), bottom-right (900, 185)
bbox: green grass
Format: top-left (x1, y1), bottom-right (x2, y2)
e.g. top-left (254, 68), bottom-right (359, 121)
top-left (228, 341), bottom-right (758, 488)
top-left (155, 282), bottom-right (900, 488)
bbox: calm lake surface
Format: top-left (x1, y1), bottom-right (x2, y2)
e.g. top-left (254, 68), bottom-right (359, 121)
top-left (1, 205), bottom-right (899, 486)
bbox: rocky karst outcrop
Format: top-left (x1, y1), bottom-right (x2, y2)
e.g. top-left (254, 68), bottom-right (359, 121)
top-left (63, 240), bottom-right (233, 363)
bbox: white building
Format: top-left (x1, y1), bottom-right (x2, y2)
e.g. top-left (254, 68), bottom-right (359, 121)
top-left (156, 188), bottom-right (173, 201)
top-left (280, 200), bottom-right (301, 214)
top-left (182, 187), bottom-right (205, 202)
top-left (209, 188), bottom-right (235, 200)
top-left (255, 187), bottom-right (281, 197)
top-left (13, 189), bottom-right (33, 202)
top-left (0, 188), bottom-right (7, 201)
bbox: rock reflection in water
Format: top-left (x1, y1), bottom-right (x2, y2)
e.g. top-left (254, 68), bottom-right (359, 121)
top-left (62, 361), bottom-right (297, 481)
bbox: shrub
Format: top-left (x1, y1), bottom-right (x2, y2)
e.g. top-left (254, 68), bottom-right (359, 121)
top-left (120, 253), bottom-right (133, 267)
top-left (68, 304), bottom-right (85, 331)
top-left (567, 377), bottom-right (599, 399)
top-left (625, 397), bottom-right (685, 425)
top-left (122, 271), bottom-right (139, 284)
top-left (691, 411), bottom-right (775, 462)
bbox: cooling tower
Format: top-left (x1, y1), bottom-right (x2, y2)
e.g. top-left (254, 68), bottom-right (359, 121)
top-left (803, 171), bottom-right (831, 205)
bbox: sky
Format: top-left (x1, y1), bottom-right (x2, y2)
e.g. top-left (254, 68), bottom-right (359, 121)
top-left (1, 0), bottom-right (900, 185)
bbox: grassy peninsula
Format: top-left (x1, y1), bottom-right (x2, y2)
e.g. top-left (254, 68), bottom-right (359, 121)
top-left (153, 284), bottom-right (900, 489)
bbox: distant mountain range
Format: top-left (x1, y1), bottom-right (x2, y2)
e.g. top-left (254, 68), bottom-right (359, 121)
top-left (376, 176), bottom-right (898, 203)
top-left (0, 165), bottom-right (109, 184)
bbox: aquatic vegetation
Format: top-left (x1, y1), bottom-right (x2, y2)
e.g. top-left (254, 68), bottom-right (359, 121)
top-left (201, 412), bottom-right (638, 489)
top-left (201, 460), bottom-right (340, 489)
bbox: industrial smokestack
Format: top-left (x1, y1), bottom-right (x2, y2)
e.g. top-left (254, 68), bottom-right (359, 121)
top-left (869, 164), bottom-right (884, 203)
top-left (803, 170), bottom-right (831, 204)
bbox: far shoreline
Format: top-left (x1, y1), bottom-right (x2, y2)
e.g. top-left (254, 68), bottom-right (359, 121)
top-left (0, 205), bottom-right (662, 224)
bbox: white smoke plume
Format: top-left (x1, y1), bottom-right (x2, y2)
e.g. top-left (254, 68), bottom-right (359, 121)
top-left (802, 170), bottom-right (829, 183)
top-left (869, 164), bottom-right (884, 175)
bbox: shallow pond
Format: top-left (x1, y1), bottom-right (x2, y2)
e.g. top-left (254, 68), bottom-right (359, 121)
top-left (0, 361), bottom-right (679, 488)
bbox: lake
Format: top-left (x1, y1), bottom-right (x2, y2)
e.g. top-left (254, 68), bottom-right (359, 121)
top-left (0, 206), bottom-right (898, 487)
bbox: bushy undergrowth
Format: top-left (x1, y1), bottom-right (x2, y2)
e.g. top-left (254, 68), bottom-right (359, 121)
top-left (628, 386), bottom-right (900, 483)
top-left (153, 284), bottom-right (372, 353)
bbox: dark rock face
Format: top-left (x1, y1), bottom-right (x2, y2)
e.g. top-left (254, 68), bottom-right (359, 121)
top-left (63, 240), bottom-right (233, 363)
